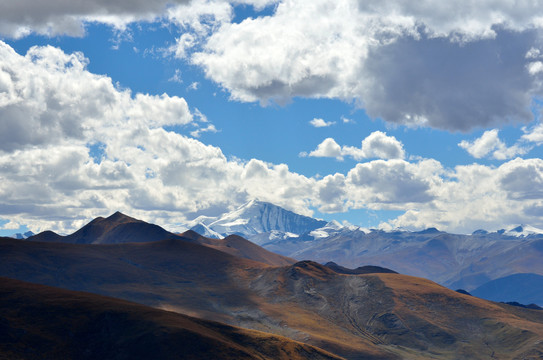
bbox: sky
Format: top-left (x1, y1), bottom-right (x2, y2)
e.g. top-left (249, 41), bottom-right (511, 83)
top-left (1, 0), bottom-right (543, 235)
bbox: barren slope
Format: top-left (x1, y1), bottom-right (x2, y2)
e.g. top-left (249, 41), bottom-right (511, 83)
top-left (0, 276), bottom-right (342, 360)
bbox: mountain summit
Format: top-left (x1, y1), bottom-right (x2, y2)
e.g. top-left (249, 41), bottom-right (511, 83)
top-left (193, 200), bottom-right (327, 238)
top-left (29, 211), bottom-right (175, 244)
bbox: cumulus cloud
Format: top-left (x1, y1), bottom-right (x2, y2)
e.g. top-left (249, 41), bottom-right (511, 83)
top-left (5, 0), bottom-right (543, 131)
top-left (0, 0), bottom-right (276, 39)
top-left (306, 138), bottom-right (343, 160)
top-left (309, 118), bottom-right (335, 127)
top-left (4, 35), bottom-right (543, 234)
top-left (346, 159), bottom-right (440, 205)
top-left (305, 131), bottom-right (404, 161)
top-left (499, 158), bottom-right (543, 200)
top-left (316, 173), bottom-right (347, 213)
top-left (0, 41), bottom-right (193, 153)
top-left (458, 129), bottom-right (529, 160)
top-left (188, 0), bottom-right (543, 131)
top-left (0, 0), bottom-right (192, 37)
top-left (384, 158), bottom-right (543, 233)
top-left (522, 123), bottom-right (543, 144)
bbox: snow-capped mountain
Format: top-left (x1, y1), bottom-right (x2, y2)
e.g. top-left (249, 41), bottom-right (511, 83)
top-left (308, 220), bottom-right (360, 239)
top-left (188, 222), bottom-right (222, 239)
top-left (9, 231), bottom-right (34, 239)
top-left (192, 200), bottom-right (327, 240)
top-left (503, 224), bottom-right (543, 237)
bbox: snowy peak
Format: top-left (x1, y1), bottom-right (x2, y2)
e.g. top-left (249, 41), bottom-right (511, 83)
top-left (10, 231), bottom-right (35, 239)
top-left (189, 222), bottom-right (222, 239)
top-left (206, 200), bottom-right (327, 237)
top-left (504, 224), bottom-right (543, 237)
top-left (309, 220), bottom-right (361, 239)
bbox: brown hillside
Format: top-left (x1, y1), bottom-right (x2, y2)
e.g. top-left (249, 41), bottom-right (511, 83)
top-left (0, 276), bottom-right (342, 360)
top-left (181, 230), bottom-right (296, 266)
top-left (29, 211), bottom-right (175, 244)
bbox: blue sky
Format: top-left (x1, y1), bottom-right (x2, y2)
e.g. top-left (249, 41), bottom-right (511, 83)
top-left (1, 0), bottom-right (543, 235)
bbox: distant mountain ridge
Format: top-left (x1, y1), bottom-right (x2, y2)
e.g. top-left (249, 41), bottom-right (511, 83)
top-left (185, 201), bottom-right (543, 296)
top-left (472, 273), bottom-right (543, 306)
top-left (27, 212), bottom-right (294, 267)
top-left (9, 231), bottom-right (34, 239)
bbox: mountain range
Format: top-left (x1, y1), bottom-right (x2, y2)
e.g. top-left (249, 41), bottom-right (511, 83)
top-left (182, 201), bottom-right (543, 305)
top-left (3, 211), bottom-right (543, 359)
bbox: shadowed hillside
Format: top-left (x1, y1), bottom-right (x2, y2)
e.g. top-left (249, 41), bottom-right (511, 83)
top-left (29, 212), bottom-right (174, 244)
top-left (181, 230), bottom-right (295, 266)
top-left (0, 276), bottom-right (342, 360)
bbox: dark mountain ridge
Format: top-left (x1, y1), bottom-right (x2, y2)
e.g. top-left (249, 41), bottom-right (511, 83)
top-left (324, 261), bottom-right (398, 275)
top-left (27, 212), bottom-right (293, 266)
top-left (29, 211), bottom-right (173, 244)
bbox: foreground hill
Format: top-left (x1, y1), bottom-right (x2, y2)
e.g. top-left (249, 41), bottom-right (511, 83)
top-left (2, 235), bottom-right (543, 359)
top-left (0, 276), bottom-right (341, 360)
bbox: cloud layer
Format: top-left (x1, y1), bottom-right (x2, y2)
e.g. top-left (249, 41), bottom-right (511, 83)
top-left (3, 0), bottom-right (543, 131)
top-left (189, 0), bottom-right (543, 130)
top-left (2, 2), bottom-right (543, 234)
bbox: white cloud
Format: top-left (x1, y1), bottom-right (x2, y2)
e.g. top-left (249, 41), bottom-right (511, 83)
top-left (527, 61), bottom-right (543, 75)
top-left (307, 131), bottom-right (405, 161)
top-left (0, 0), bottom-right (190, 38)
top-left (359, 131), bottom-right (405, 159)
top-left (307, 138), bottom-right (343, 160)
top-left (187, 82), bottom-right (200, 91)
top-left (309, 118), bottom-right (335, 127)
top-left (0, 42), bottom-right (193, 153)
top-left (316, 173), bottom-right (347, 213)
top-left (498, 158), bottom-right (543, 200)
top-left (168, 69), bottom-right (183, 83)
top-left (458, 129), bottom-right (529, 160)
top-left (346, 159), bottom-right (441, 205)
top-left (4, 39), bottom-right (543, 234)
top-left (522, 123), bottom-right (543, 144)
top-left (0, 220), bottom-right (21, 230)
top-left (191, 124), bottom-right (218, 138)
top-left (188, 0), bottom-right (543, 131)
top-left (4, 1), bottom-right (543, 131)
top-left (384, 158), bottom-right (543, 233)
